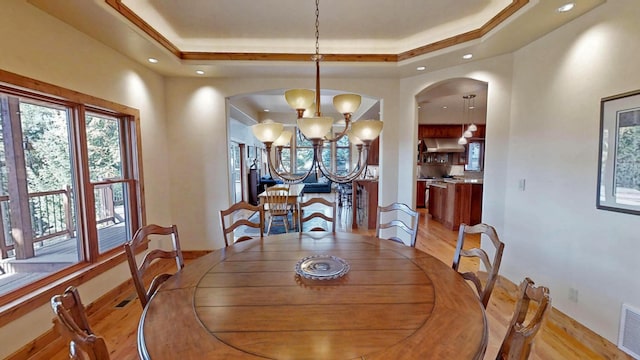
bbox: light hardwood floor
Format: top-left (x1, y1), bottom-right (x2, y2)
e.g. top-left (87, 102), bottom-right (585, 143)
top-left (39, 194), bottom-right (631, 360)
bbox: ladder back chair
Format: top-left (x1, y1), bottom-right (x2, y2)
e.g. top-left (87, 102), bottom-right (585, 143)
top-left (375, 202), bottom-right (419, 247)
top-left (298, 197), bottom-right (336, 232)
top-left (497, 277), bottom-right (551, 360)
top-left (123, 224), bottom-right (184, 309)
top-left (452, 223), bottom-right (505, 308)
top-left (50, 286), bottom-right (110, 360)
top-left (220, 201), bottom-right (265, 247)
top-left (265, 186), bottom-right (292, 234)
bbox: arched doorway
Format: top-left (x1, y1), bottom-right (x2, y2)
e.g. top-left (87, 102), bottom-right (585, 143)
top-left (414, 78), bottom-right (487, 229)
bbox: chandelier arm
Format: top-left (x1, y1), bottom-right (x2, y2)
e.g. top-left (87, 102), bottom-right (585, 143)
top-left (322, 118), bottom-right (351, 143)
top-left (265, 143), bottom-right (314, 184)
top-left (275, 146), bottom-right (291, 173)
top-left (314, 143), bottom-right (370, 184)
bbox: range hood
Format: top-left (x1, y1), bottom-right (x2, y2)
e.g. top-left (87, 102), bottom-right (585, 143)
top-left (422, 138), bottom-right (465, 153)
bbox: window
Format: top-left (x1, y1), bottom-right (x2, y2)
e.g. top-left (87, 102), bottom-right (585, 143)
top-left (0, 81), bottom-right (143, 303)
top-left (295, 128), bottom-right (314, 173)
top-left (335, 132), bottom-right (351, 175)
top-left (598, 90), bottom-right (640, 214)
top-left (293, 128), bottom-right (350, 174)
top-left (465, 141), bottom-right (484, 171)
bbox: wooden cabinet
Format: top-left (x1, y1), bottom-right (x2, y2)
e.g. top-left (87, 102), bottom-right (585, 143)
top-left (416, 181), bottom-right (427, 208)
top-left (429, 182), bottom-right (483, 230)
top-left (367, 137), bottom-right (379, 165)
top-left (248, 168), bottom-right (260, 205)
top-left (419, 124), bottom-right (486, 139)
top-left (443, 182), bottom-right (483, 230)
top-left (428, 185), bottom-right (446, 223)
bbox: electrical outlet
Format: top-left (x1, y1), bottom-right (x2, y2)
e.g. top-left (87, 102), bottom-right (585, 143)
top-left (569, 288), bottom-right (579, 303)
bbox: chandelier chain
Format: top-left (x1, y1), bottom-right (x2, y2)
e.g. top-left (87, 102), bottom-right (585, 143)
top-left (315, 0), bottom-right (320, 56)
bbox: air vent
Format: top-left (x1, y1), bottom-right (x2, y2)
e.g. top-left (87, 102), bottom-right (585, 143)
top-left (114, 294), bottom-right (136, 308)
top-left (619, 303), bottom-right (640, 359)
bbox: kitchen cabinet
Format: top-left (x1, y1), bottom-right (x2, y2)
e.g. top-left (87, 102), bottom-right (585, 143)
top-left (443, 182), bottom-right (483, 230)
top-left (416, 180), bottom-right (427, 208)
top-left (428, 184), bottom-right (446, 223)
top-left (428, 181), bottom-right (483, 230)
top-left (419, 124), bottom-right (486, 139)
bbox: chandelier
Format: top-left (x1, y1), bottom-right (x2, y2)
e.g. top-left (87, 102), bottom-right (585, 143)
top-left (251, 0), bottom-right (383, 184)
top-left (458, 94), bottom-right (477, 145)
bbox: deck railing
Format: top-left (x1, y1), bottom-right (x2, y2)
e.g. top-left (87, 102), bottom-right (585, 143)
top-left (0, 185), bottom-right (118, 259)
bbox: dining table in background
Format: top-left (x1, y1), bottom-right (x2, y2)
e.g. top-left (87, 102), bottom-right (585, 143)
top-left (258, 183), bottom-right (305, 227)
top-left (137, 232), bottom-right (488, 359)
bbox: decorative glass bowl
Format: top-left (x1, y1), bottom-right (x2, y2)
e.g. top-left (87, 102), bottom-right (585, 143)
top-left (295, 254), bottom-right (350, 280)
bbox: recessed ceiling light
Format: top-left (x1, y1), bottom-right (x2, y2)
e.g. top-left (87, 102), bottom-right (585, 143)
top-left (264, 109), bottom-right (270, 112)
top-left (557, 3), bottom-right (575, 12)
top-left (147, 58), bottom-right (158, 63)
top-left (442, 106), bottom-right (448, 109)
top-left (416, 66), bottom-right (426, 71)
top-left (462, 54), bottom-right (473, 60)
top-left (195, 70), bottom-right (205, 75)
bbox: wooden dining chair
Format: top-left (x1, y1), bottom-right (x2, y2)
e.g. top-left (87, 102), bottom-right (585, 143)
top-left (452, 223), bottom-right (505, 308)
top-left (497, 277), bottom-right (551, 360)
top-left (50, 286), bottom-right (110, 360)
top-left (265, 186), bottom-right (292, 234)
top-left (375, 202), bottom-right (419, 246)
top-left (298, 197), bottom-right (336, 232)
top-left (123, 224), bottom-right (185, 308)
top-left (220, 201), bottom-right (265, 246)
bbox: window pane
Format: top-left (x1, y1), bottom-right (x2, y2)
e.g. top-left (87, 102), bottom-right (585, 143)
top-left (336, 148), bottom-right (350, 174)
top-left (466, 142), bottom-right (482, 171)
top-left (614, 110), bottom-right (640, 206)
top-left (86, 114), bottom-right (123, 182)
top-left (296, 148), bottom-right (314, 172)
top-left (280, 147), bottom-right (291, 173)
top-left (322, 145), bottom-right (331, 169)
top-left (94, 182), bottom-right (130, 252)
top-left (297, 129), bottom-right (312, 147)
top-left (0, 98), bottom-right (80, 297)
top-left (336, 133), bottom-right (350, 146)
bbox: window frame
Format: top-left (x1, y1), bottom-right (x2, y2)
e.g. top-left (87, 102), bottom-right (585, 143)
top-left (0, 69), bottom-right (145, 322)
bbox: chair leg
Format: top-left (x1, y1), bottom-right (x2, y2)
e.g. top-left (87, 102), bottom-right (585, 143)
top-left (283, 215), bottom-right (289, 233)
top-left (266, 216), bottom-right (273, 235)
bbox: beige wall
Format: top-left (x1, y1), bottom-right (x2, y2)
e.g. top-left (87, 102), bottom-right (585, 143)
top-left (501, 0), bottom-right (640, 342)
top-left (164, 77), bottom-right (401, 250)
top-left (1, 0), bottom-right (639, 356)
top-left (0, 1), bottom-right (171, 357)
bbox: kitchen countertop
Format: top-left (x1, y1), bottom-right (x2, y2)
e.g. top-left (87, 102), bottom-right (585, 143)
top-left (444, 178), bottom-right (483, 184)
top-left (417, 178), bottom-right (483, 185)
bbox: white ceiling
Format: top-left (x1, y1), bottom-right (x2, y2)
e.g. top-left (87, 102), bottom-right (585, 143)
top-left (28, 0), bottom-right (605, 122)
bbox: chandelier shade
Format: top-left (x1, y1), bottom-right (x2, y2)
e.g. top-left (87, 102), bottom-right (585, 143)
top-left (285, 89), bottom-right (315, 111)
top-left (333, 94), bottom-right (362, 114)
top-left (251, 120), bottom-right (283, 143)
top-left (297, 116), bottom-right (334, 140)
top-left (273, 130), bottom-right (293, 146)
top-left (346, 129), bottom-right (364, 145)
top-left (351, 119), bottom-right (384, 142)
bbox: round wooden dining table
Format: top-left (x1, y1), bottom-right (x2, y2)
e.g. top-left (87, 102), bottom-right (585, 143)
top-left (138, 232), bottom-right (487, 359)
